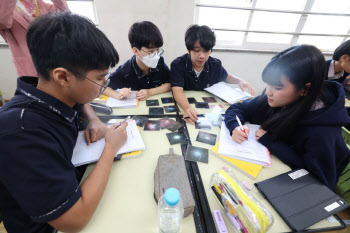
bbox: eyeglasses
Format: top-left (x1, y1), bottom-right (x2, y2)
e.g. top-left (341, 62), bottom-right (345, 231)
top-left (69, 70), bottom-right (111, 93)
top-left (140, 48), bottom-right (164, 58)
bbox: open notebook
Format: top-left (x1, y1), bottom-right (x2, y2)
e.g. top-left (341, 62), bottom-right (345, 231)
top-left (106, 90), bottom-right (138, 108)
top-left (218, 122), bottom-right (271, 166)
top-left (71, 120), bottom-right (145, 166)
top-left (204, 82), bottom-right (252, 104)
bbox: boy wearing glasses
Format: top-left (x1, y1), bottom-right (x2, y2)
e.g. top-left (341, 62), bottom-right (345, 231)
top-left (0, 13), bottom-right (128, 233)
top-left (170, 25), bottom-right (255, 124)
top-left (103, 21), bottom-right (171, 100)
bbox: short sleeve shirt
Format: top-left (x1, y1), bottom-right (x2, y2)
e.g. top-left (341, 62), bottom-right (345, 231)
top-left (0, 77), bottom-right (82, 233)
top-left (170, 54), bottom-right (228, 90)
top-left (108, 55), bottom-right (170, 90)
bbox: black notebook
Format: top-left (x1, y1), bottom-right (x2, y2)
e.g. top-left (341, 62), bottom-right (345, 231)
top-left (255, 169), bottom-right (349, 232)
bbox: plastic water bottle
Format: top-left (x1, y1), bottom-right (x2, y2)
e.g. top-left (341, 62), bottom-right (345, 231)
top-left (158, 188), bottom-right (184, 233)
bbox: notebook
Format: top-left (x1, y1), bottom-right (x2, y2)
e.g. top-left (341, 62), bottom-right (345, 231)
top-left (255, 169), bottom-right (349, 231)
top-left (71, 121), bottom-right (145, 166)
top-left (106, 90), bottom-right (138, 108)
top-left (211, 143), bottom-right (262, 179)
top-left (218, 122), bottom-right (271, 166)
top-left (204, 82), bottom-right (252, 104)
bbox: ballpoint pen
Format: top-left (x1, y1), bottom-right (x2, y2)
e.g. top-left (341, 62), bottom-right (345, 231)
top-left (236, 115), bottom-right (248, 140)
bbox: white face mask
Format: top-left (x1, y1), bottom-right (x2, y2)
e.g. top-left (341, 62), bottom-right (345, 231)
top-left (139, 53), bottom-right (160, 69)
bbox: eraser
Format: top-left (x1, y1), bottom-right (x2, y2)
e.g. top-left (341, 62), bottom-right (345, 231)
top-left (241, 180), bottom-right (253, 191)
top-left (212, 210), bottom-right (228, 233)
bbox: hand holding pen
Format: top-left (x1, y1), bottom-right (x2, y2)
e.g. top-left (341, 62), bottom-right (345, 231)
top-left (231, 115), bottom-right (250, 144)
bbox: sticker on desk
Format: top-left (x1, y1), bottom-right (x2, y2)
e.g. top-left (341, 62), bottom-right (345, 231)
top-left (288, 169), bottom-right (309, 180)
top-left (325, 202), bottom-right (340, 212)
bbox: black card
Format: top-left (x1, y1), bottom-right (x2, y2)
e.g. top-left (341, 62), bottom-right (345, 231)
top-left (196, 131), bottom-right (217, 146)
top-left (161, 97), bottom-right (174, 104)
top-left (164, 105), bottom-right (178, 113)
top-left (146, 99), bottom-right (159, 106)
top-left (188, 97), bottom-right (197, 104)
top-left (149, 107), bottom-right (164, 115)
top-left (131, 116), bottom-right (149, 127)
top-left (185, 145), bottom-right (209, 164)
top-left (195, 102), bottom-right (209, 109)
top-left (166, 132), bottom-right (187, 145)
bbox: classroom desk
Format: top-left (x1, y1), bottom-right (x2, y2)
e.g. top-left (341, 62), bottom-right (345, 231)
top-left (186, 122), bottom-right (344, 232)
top-left (63, 117), bottom-right (196, 233)
top-left (95, 92), bottom-right (177, 116)
top-left (176, 90), bottom-right (231, 115)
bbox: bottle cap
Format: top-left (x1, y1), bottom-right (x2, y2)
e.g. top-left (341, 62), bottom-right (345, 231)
top-left (164, 188), bottom-right (180, 206)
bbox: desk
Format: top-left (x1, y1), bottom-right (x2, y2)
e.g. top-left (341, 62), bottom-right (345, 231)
top-left (186, 122), bottom-right (344, 232)
top-left (67, 90), bottom-right (344, 233)
top-left (95, 92), bottom-right (177, 116)
top-left (67, 117), bottom-right (196, 233)
top-left (177, 91), bottom-right (231, 115)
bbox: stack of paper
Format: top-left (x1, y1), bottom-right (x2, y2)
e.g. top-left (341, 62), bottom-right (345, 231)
top-left (71, 121), bottom-right (145, 166)
top-left (218, 122), bottom-right (271, 167)
top-left (211, 143), bottom-right (262, 179)
top-left (204, 82), bottom-right (252, 104)
top-left (106, 90), bottom-right (138, 108)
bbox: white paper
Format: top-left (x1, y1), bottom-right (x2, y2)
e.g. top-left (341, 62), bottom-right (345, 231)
top-left (204, 82), bottom-right (251, 104)
top-left (71, 121), bottom-right (145, 166)
top-left (218, 121), bottom-right (271, 166)
top-left (106, 90), bottom-right (137, 108)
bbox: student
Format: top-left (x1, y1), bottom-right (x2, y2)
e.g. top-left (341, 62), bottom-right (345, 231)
top-left (0, 12), bottom-right (128, 233)
top-left (170, 24), bottom-right (255, 124)
top-left (104, 21), bottom-right (171, 100)
top-left (327, 40), bottom-right (350, 88)
top-left (225, 45), bottom-right (350, 189)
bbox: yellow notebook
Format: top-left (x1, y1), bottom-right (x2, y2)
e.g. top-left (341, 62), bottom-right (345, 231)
top-left (211, 143), bottom-right (262, 179)
top-left (99, 94), bottom-right (109, 101)
top-left (121, 126), bottom-right (142, 159)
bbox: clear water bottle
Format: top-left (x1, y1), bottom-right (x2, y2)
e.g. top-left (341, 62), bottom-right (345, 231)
top-left (158, 188), bottom-right (184, 233)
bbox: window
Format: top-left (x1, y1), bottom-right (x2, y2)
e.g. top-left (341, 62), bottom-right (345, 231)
top-left (0, 0), bottom-right (97, 45)
top-left (195, 0), bottom-right (350, 52)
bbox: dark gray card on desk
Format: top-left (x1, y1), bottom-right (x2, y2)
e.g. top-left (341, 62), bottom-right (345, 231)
top-left (255, 169), bottom-right (349, 232)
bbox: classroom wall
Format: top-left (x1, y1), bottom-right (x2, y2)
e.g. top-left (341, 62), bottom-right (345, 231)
top-left (0, 0), bottom-right (332, 99)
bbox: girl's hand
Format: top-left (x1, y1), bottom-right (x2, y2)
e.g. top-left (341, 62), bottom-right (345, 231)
top-left (231, 125), bottom-right (250, 143)
top-left (239, 80), bottom-right (255, 96)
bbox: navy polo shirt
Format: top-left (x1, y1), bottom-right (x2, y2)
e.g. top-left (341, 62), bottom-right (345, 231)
top-left (108, 55), bottom-right (170, 90)
top-left (170, 54), bottom-right (228, 90)
top-left (0, 77), bottom-right (83, 233)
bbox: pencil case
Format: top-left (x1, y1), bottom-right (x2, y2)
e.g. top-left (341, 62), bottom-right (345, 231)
top-left (154, 148), bottom-right (195, 217)
top-left (210, 167), bottom-right (273, 233)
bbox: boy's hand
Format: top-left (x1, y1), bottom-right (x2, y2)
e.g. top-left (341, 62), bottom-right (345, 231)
top-left (183, 106), bottom-right (198, 124)
top-left (105, 122), bottom-right (128, 152)
top-left (118, 88), bottom-right (132, 99)
top-left (136, 89), bottom-right (150, 100)
top-left (239, 80), bottom-right (255, 96)
top-left (85, 119), bottom-right (107, 145)
top-left (255, 128), bottom-right (266, 141)
top-left (231, 125), bottom-right (250, 143)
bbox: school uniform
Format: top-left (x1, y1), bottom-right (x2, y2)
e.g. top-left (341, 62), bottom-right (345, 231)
top-left (170, 54), bottom-right (228, 90)
top-left (0, 77), bottom-right (83, 233)
top-left (225, 81), bottom-right (350, 189)
top-left (108, 55), bottom-right (170, 90)
top-left (327, 59), bottom-right (349, 83)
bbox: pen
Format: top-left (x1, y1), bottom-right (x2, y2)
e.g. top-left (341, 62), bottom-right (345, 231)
top-left (236, 115), bottom-right (248, 140)
top-left (114, 116), bottom-right (130, 130)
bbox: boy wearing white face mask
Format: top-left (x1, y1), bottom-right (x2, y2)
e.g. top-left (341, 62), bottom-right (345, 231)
top-left (103, 21), bottom-right (171, 100)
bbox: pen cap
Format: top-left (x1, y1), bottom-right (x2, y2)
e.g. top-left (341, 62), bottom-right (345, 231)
top-left (165, 188), bottom-right (180, 206)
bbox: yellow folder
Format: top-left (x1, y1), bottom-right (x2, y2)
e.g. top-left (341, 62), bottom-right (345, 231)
top-left (211, 143), bottom-right (262, 179)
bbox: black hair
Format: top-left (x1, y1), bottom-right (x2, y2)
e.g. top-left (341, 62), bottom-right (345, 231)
top-left (26, 12), bottom-right (119, 80)
top-left (185, 24), bottom-right (216, 51)
top-left (128, 21), bottom-right (163, 49)
top-left (257, 45), bottom-right (327, 140)
top-left (333, 40), bottom-right (350, 61)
